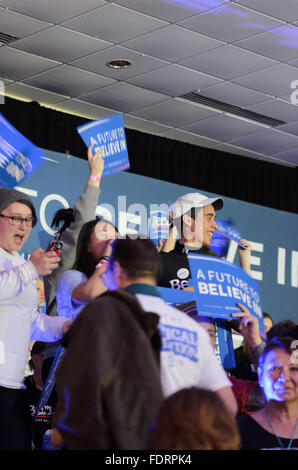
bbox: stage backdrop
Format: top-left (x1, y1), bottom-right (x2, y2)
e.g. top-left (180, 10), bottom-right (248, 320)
top-left (16, 148), bottom-right (297, 324)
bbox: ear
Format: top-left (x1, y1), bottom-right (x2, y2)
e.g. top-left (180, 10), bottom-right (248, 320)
top-left (182, 213), bottom-right (193, 228)
top-left (257, 366), bottom-right (263, 387)
top-left (112, 261), bottom-right (126, 287)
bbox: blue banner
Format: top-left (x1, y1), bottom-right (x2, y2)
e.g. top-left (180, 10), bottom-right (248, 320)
top-left (187, 253), bottom-right (266, 338)
top-left (215, 319), bottom-right (236, 369)
top-left (0, 113), bottom-right (43, 187)
top-left (77, 114), bottom-right (130, 177)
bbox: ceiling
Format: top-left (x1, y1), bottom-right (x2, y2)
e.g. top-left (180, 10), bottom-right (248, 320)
top-left (1, 0), bottom-right (298, 167)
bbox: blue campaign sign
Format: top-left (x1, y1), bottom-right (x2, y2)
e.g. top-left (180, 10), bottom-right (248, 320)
top-left (187, 253), bottom-right (266, 338)
top-left (77, 114), bottom-right (130, 177)
top-left (157, 292), bottom-right (236, 368)
top-left (215, 319), bottom-right (236, 369)
top-left (149, 209), bottom-right (171, 245)
top-left (0, 113), bottom-right (43, 187)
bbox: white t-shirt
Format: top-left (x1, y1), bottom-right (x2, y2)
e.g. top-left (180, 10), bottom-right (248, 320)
top-left (135, 292), bottom-right (231, 397)
top-left (0, 248), bottom-right (67, 389)
top-left (56, 269), bottom-right (88, 320)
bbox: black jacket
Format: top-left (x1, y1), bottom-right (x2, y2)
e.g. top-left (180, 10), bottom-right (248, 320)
top-left (54, 289), bottom-right (164, 450)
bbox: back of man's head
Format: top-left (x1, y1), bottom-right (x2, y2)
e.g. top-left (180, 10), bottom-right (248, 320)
top-left (109, 237), bottom-right (161, 283)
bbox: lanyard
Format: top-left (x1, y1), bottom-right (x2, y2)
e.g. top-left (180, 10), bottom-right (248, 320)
top-left (265, 407), bottom-right (298, 450)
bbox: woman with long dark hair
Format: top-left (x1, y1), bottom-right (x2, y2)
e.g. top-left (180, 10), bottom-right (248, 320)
top-left (56, 217), bottom-right (118, 320)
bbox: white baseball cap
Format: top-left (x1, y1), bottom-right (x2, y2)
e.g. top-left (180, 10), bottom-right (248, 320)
top-left (171, 192), bottom-right (224, 220)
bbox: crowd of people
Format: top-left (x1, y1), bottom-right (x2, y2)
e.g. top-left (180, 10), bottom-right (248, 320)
top-left (0, 146), bottom-right (297, 451)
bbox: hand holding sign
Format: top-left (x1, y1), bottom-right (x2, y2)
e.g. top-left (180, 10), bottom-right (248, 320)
top-left (77, 114), bottom-right (130, 177)
top-left (231, 302), bottom-right (263, 348)
top-left (87, 144), bottom-right (104, 179)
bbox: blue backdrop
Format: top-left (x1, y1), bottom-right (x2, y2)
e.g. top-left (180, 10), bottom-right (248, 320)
top-left (17, 148), bottom-right (298, 323)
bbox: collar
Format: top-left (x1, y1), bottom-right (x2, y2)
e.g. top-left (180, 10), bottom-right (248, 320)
top-left (173, 240), bottom-right (205, 255)
top-left (125, 283), bottom-right (162, 299)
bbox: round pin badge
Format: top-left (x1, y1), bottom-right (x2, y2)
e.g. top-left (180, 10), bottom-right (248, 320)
top-left (177, 268), bottom-right (189, 279)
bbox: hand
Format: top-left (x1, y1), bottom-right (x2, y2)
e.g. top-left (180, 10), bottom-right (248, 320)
top-left (88, 145), bottom-right (104, 179)
top-left (231, 303), bottom-right (262, 348)
top-left (62, 320), bottom-right (72, 335)
top-left (238, 238), bottom-right (252, 275)
top-left (29, 248), bottom-right (60, 276)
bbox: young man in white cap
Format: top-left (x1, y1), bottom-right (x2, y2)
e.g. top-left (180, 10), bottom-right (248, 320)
top-left (158, 191), bottom-right (251, 289)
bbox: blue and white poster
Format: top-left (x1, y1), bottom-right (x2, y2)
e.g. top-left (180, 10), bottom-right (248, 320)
top-left (149, 208), bottom-right (171, 245)
top-left (77, 114), bottom-right (130, 177)
top-left (210, 219), bottom-right (245, 257)
top-left (187, 253), bottom-right (266, 338)
top-left (0, 113), bottom-right (43, 187)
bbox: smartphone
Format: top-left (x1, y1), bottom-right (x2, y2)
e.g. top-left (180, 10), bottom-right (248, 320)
top-left (46, 240), bottom-right (63, 256)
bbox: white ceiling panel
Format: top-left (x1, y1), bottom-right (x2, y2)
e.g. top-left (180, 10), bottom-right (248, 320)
top-left (0, 8), bottom-right (51, 38)
top-left (10, 26), bottom-right (112, 63)
top-left (270, 147), bottom-right (298, 165)
top-left (0, 0), bottom-right (106, 23)
top-left (128, 64), bottom-right (222, 97)
top-left (131, 98), bottom-right (221, 127)
top-left (231, 128), bottom-right (298, 155)
top-left (200, 82), bottom-right (272, 107)
top-left (236, 0), bottom-right (298, 23)
top-left (232, 64), bottom-right (298, 97)
top-left (246, 99), bottom-right (298, 124)
top-left (235, 25), bottom-right (298, 62)
top-left (0, 0), bottom-right (298, 167)
top-left (80, 82), bottom-right (168, 113)
top-left (114, 0), bottom-right (199, 22)
top-left (62, 4), bottom-right (167, 44)
top-left (123, 114), bottom-right (172, 135)
top-left (178, 3), bottom-right (283, 43)
top-left (0, 47), bottom-right (60, 80)
top-left (54, 98), bottom-right (117, 120)
top-left (123, 25), bottom-right (224, 62)
top-left (22, 65), bottom-right (116, 98)
top-left (181, 114), bottom-right (266, 140)
top-left (4, 82), bottom-right (68, 105)
top-left (70, 46), bottom-right (169, 80)
top-left (276, 121), bottom-right (298, 138)
top-left (160, 128), bottom-right (222, 148)
top-left (179, 45), bottom-right (277, 80)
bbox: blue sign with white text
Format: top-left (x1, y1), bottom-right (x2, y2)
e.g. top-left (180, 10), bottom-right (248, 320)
top-left (0, 113), bottom-right (43, 187)
top-left (149, 209), bottom-right (171, 245)
top-left (187, 253), bottom-right (265, 337)
top-left (77, 114), bottom-right (130, 177)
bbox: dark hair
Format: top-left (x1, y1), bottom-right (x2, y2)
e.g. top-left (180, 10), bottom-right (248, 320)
top-left (109, 238), bottom-right (161, 282)
top-left (149, 387), bottom-right (240, 450)
top-left (266, 320), bottom-right (297, 342)
top-left (51, 208), bottom-right (75, 239)
top-left (73, 217), bottom-right (117, 278)
top-left (258, 336), bottom-right (296, 371)
top-left (18, 198), bottom-right (38, 227)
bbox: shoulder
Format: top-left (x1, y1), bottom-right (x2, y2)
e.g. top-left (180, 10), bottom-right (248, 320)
top-left (57, 269), bottom-right (87, 286)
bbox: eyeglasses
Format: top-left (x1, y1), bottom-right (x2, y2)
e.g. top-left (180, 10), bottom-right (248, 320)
top-left (0, 214), bottom-right (34, 227)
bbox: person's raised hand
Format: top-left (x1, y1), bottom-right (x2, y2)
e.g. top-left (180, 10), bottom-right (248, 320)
top-left (87, 145), bottom-right (104, 180)
top-left (29, 248), bottom-right (61, 276)
top-left (231, 302), bottom-right (262, 348)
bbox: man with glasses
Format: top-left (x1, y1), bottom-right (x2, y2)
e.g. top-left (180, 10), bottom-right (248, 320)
top-left (0, 188), bottom-right (71, 450)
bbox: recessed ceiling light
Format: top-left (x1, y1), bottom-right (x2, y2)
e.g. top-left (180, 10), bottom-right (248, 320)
top-left (106, 59), bottom-right (132, 69)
